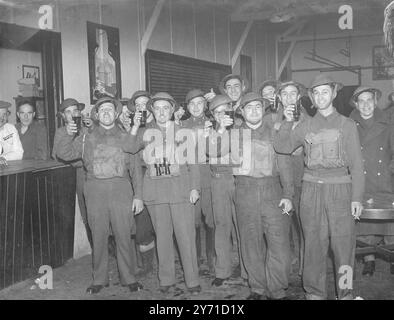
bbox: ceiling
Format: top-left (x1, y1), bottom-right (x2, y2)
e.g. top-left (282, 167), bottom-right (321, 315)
top-left (0, 0), bottom-right (390, 23)
top-left (223, 0), bottom-right (387, 22)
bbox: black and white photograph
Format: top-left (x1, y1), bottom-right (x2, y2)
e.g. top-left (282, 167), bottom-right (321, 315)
top-left (0, 0), bottom-right (394, 306)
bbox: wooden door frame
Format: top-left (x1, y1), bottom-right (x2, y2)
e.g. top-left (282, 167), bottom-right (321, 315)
top-left (0, 22), bottom-right (63, 152)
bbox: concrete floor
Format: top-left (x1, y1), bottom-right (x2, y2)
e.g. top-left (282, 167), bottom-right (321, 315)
top-left (0, 248), bottom-right (393, 300)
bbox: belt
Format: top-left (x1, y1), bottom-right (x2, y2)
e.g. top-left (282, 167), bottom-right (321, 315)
top-left (235, 175), bottom-right (280, 186)
top-left (304, 167), bottom-right (348, 177)
top-left (303, 172), bottom-right (351, 184)
top-left (211, 171), bottom-right (233, 178)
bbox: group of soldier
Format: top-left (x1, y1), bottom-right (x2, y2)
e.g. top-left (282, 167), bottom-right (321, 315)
top-left (2, 70), bottom-right (393, 300)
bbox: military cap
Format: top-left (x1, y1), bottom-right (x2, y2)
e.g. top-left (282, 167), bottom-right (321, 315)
top-left (219, 74), bottom-right (249, 95)
top-left (185, 89), bottom-right (205, 105)
top-left (147, 92), bottom-right (178, 112)
top-left (308, 74), bottom-right (343, 91)
top-left (94, 96), bottom-right (123, 114)
top-left (58, 98), bottom-right (85, 113)
top-left (208, 94), bottom-right (232, 112)
top-left (276, 80), bottom-right (307, 96)
top-left (0, 100), bottom-right (11, 109)
top-left (127, 90), bottom-right (151, 111)
top-left (239, 92), bottom-right (270, 109)
top-left (258, 80), bottom-right (280, 96)
top-left (351, 86), bottom-right (382, 103)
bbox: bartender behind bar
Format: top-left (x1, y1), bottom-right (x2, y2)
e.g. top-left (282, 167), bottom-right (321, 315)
top-left (15, 101), bottom-right (48, 160)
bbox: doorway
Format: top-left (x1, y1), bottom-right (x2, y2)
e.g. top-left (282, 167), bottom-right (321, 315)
top-left (0, 21), bottom-right (63, 153)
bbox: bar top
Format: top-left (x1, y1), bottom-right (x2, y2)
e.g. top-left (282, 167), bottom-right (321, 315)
top-left (0, 160), bottom-right (70, 177)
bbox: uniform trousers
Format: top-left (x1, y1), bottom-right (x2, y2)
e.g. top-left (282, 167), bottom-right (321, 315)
top-left (235, 176), bottom-right (291, 298)
top-left (84, 178), bottom-right (137, 286)
top-left (147, 202), bottom-right (199, 288)
top-left (211, 173), bottom-right (246, 279)
top-left (76, 167), bottom-right (92, 247)
top-left (300, 181), bottom-right (355, 300)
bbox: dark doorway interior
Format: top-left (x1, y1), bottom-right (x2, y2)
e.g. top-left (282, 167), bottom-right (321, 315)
top-left (0, 21), bottom-right (63, 153)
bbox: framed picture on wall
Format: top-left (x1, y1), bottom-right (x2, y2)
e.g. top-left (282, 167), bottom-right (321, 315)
top-left (87, 21), bottom-right (122, 104)
top-left (372, 46), bottom-right (394, 80)
top-left (22, 65), bottom-right (40, 86)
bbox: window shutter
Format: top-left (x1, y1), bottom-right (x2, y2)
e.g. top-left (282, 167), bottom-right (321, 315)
top-left (145, 49), bottom-right (231, 104)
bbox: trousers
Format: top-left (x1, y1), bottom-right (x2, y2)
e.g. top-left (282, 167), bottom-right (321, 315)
top-left (300, 181), bottom-right (355, 300)
top-left (235, 176), bottom-right (291, 298)
top-left (147, 202), bottom-right (199, 288)
top-left (84, 178), bottom-right (137, 286)
top-left (211, 173), bottom-right (245, 279)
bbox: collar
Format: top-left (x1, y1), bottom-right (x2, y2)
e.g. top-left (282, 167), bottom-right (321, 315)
top-left (16, 120), bottom-right (38, 131)
top-left (190, 114), bottom-right (207, 121)
top-left (153, 120), bottom-right (176, 132)
top-left (350, 108), bottom-right (388, 125)
top-left (97, 124), bottom-right (120, 135)
top-left (244, 121), bottom-right (263, 130)
top-left (0, 123), bottom-right (9, 132)
top-left (315, 108), bottom-right (339, 122)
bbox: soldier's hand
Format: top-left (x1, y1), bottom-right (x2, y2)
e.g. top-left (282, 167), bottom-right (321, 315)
top-left (204, 88), bottom-right (216, 102)
top-left (83, 118), bottom-right (93, 128)
top-left (204, 120), bottom-right (213, 137)
top-left (132, 199), bottom-right (144, 215)
top-left (351, 201), bottom-right (363, 220)
top-left (66, 120), bottom-right (78, 136)
top-left (218, 115), bottom-right (233, 134)
top-left (130, 111), bottom-right (142, 136)
top-left (283, 105), bottom-right (295, 122)
top-left (190, 189), bottom-right (200, 204)
top-left (0, 156), bottom-right (8, 168)
top-left (279, 198), bottom-right (293, 215)
top-left (174, 107), bottom-right (185, 124)
top-left (120, 110), bottom-right (132, 132)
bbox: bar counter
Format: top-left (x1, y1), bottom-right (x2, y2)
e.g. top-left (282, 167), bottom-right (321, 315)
top-left (0, 160), bottom-right (76, 290)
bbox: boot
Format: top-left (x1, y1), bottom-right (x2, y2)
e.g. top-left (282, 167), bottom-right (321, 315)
top-left (195, 226), bottom-right (202, 267)
top-left (136, 241), bottom-right (155, 277)
top-left (362, 260), bottom-right (375, 276)
top-left (205, 226), bottom-right (215, 274)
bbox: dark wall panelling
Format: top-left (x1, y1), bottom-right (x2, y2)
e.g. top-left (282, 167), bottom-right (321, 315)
top-left (0, 166), bottom-right (76, 290)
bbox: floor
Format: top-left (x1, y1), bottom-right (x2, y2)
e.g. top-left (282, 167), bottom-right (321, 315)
top-left (0, 246), bottom-right (393, 300)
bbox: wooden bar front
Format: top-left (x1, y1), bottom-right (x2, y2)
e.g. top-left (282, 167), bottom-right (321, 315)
top-left (0, 160), bottom-right (76, 290)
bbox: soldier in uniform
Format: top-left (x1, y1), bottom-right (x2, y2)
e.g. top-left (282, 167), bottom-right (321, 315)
top-left (0, 100), bottom-right (23, 166)
top-left (349, 86), bottom-right (394, 275)
top-left (56, 96), bottom-right (144, 294)
top-left (258, 79), bottom-right (280, 116)
top-left (129, 92), bottom-right (201, 295)
top-left (275, 81), bottom-right (310, 275)
top-left (219, 74), bottom-right (248, 111)
top-left (219, 74), bottom-right (248, 130)
top-left (52, 98), bottom-right (93, 249)
top-left (274, 74), bottom-right (365, 300)
top-left (181, 89), bottom-right (215, 273)
top-left (121, 90), bottom-right (155, 128)
top-left (119, 90), bottom-right (156, 276)
top-left (213, 92), bottom-right (294, 299)
top-left (205, 95), bottom-right (246, 286)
